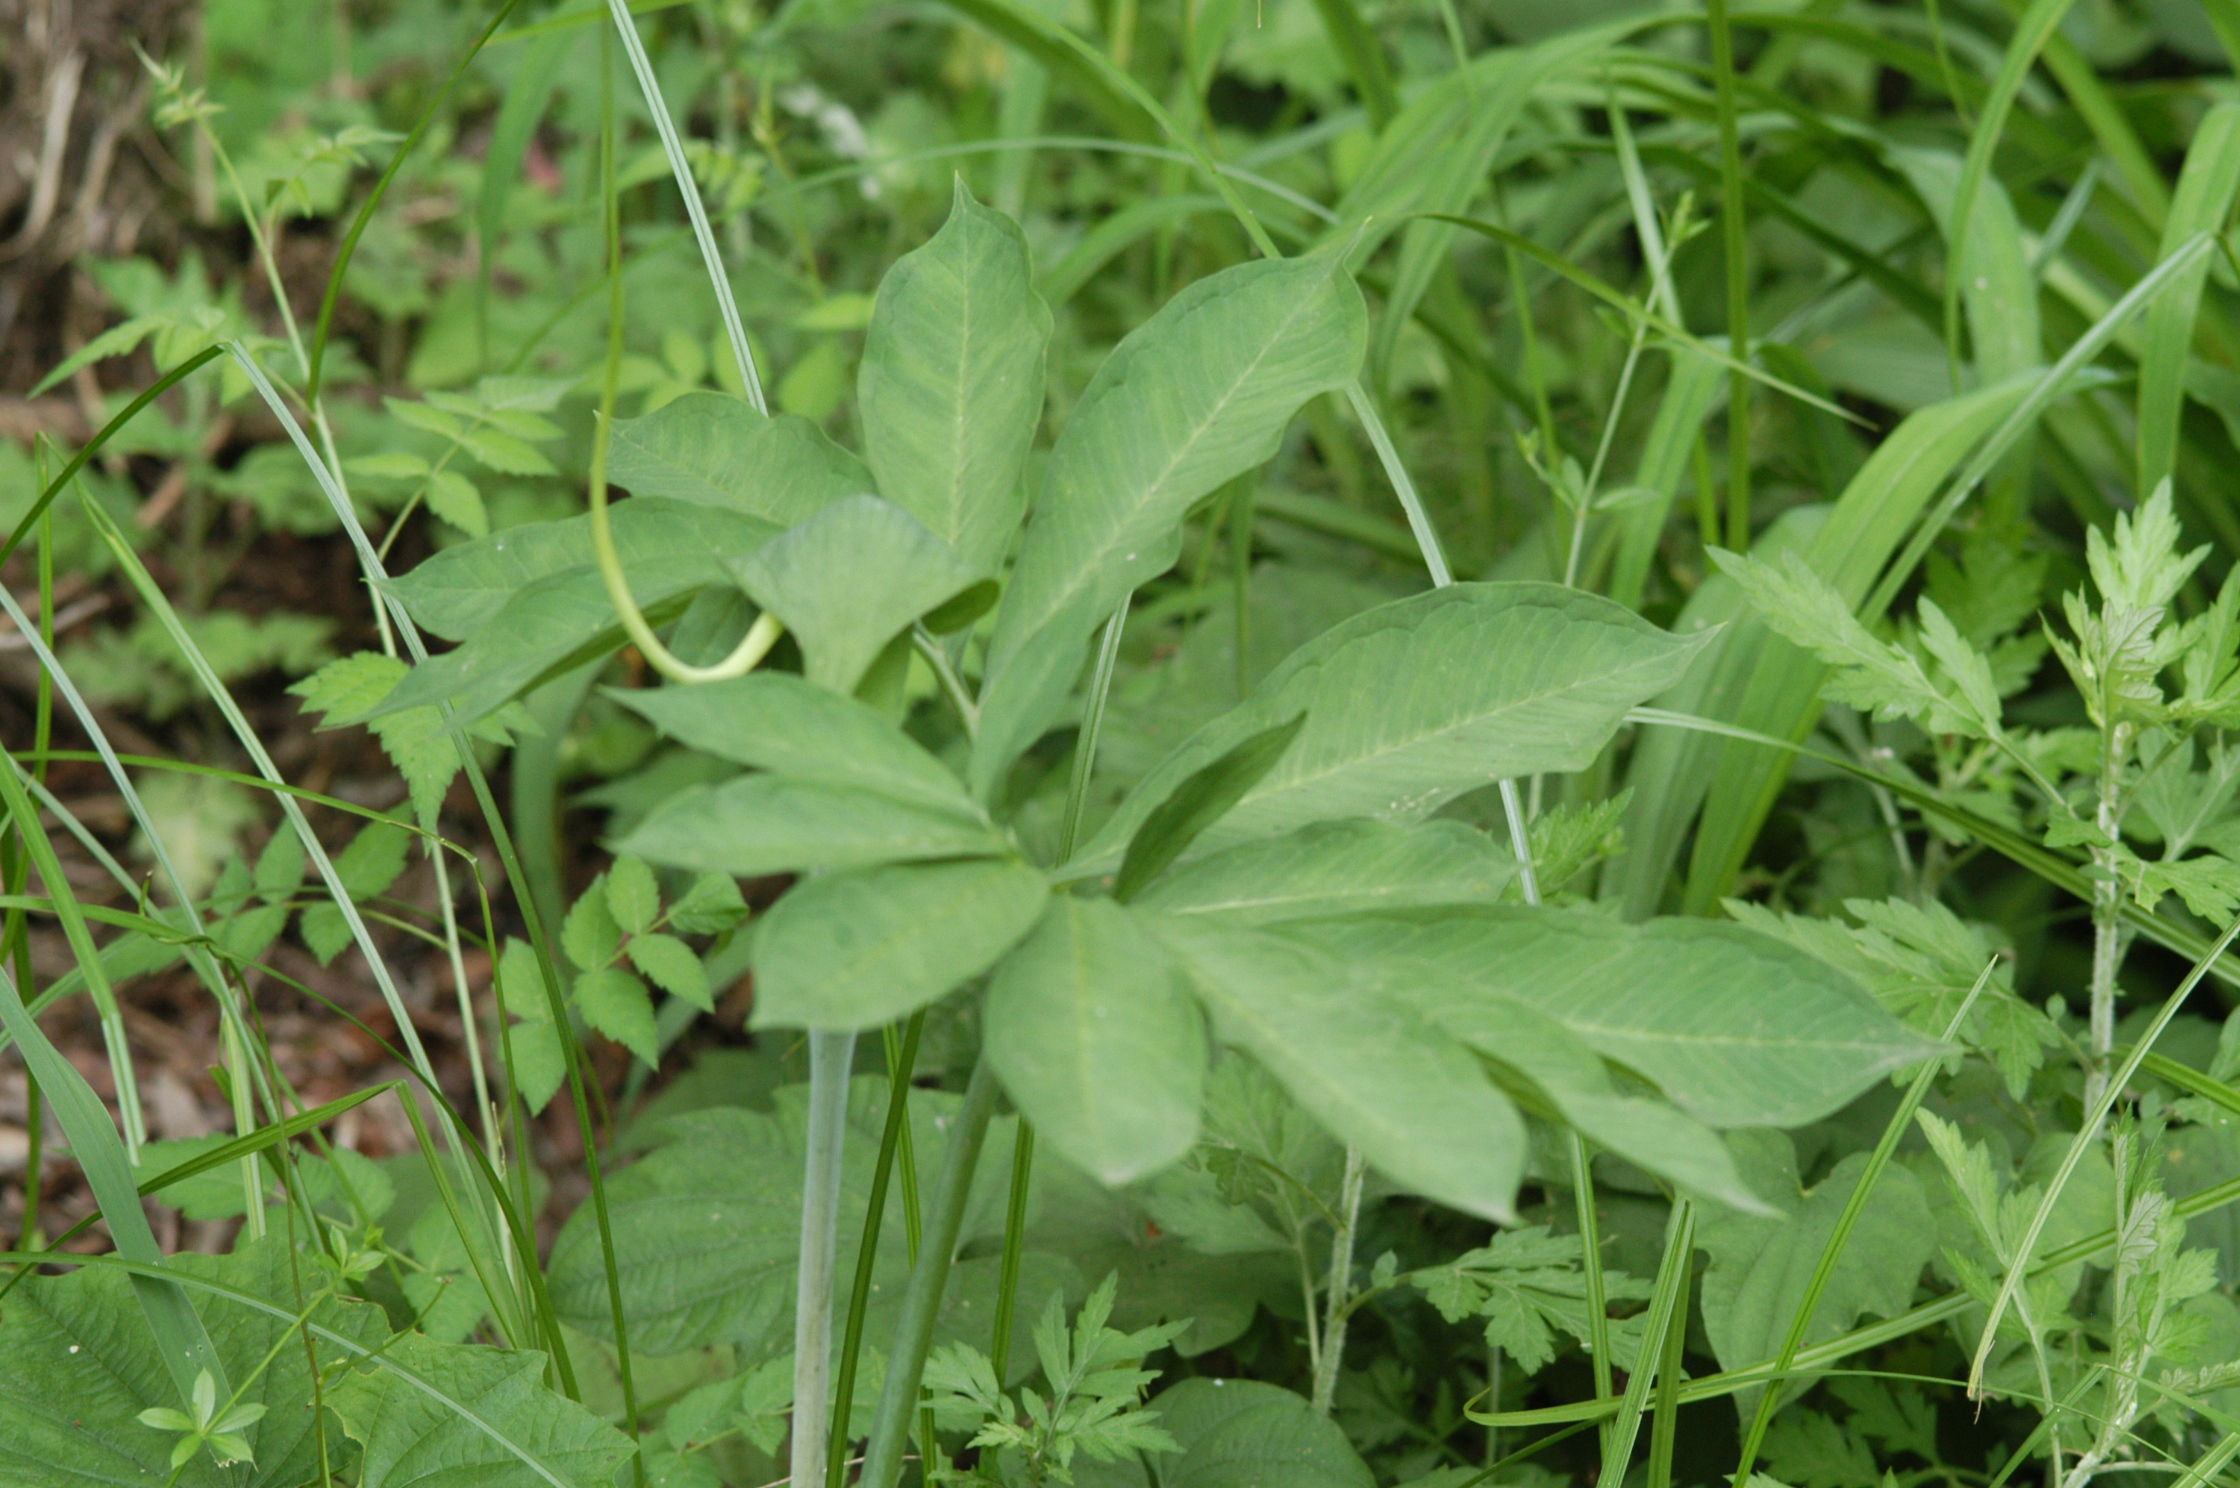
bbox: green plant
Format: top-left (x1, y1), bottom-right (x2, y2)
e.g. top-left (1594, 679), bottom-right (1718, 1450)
top-left (14, 1), bottom-right (2240, 1486)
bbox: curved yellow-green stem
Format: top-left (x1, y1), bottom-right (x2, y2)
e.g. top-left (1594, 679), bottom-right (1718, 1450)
top-left (584, 470), bottom-right (785, 683)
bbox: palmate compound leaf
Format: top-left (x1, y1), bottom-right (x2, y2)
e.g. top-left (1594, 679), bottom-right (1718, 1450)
top-left (986, 896), bottom-right (1207, 1185)
top-left (750, 857), bottom-right (1051, 1030)
top-left (970, 251), bottom-right (1369, 799)
top-left (1147, 913), bottom-right (1525, 1223)
top-left (859, 178), bottom-right (1052, 576)
top-left (1072, 583), bottom-right (1712, 877)
top-left (1292, 908), bottom-right (1941, 1129)
top-left (327, 1331), bottom-right (635, 1488)
top-left (546, 1077), bottom-right (1047, 1358)
top-left (0, 1237), bottom-right (387, 1488)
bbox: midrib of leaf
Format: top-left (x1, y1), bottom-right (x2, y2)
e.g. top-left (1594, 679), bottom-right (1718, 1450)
top-left (1001, 259), bottom-right (1340, 662)
top-left (1231, 631), bottom-right (1681, 820)
top-left (943, 222), bottom-right (978, 543)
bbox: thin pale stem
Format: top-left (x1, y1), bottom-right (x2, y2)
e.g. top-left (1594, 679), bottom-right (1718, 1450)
top-left (1312, 1144), bottom-right (1369, 1412)
top-left (792, 1029), bottom-right (858, 1488)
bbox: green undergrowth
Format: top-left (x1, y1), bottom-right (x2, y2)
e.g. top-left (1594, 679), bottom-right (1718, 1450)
top-left (7, 0), bottom-right (2240, 1485)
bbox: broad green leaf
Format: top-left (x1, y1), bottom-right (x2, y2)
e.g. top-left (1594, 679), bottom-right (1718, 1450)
top-left (972, 252), bottom-right (1368, 797)
top-left (986, 898), bottom-right (1206, 1185)
top-left (1423, 990), bottom-right (1760, 1210)
top-left (629, 933), bottom-right (713, 1011)
top-left (2139, 101), bottom-right (2240, 495)
top-left (1147, 1378), bottom-right (1371, 1488)
top-left (751, 858), bottom-right (1050, 1030)
top-left (424, 469), bottom-right (487, 538)
top-left (1078, 583), bottom-right (1709, 873)
top-left (0, 1239), bottom-right (387, 1488)
top-left (575, 966), bottom-right (657, 1067)
top-left (729, 495), bottom-right (986, 693)
top-left (860, 179), bottom-right (1052, 574)
top-left (1697, 1131), bottom-right (1936, 1415)
top-left (605, 855), bottom-right (661, 935)
top-left (384, 497), bottom-right (779, 639)
top-left (1151, 914), bottom-right (1523, 1222)
top-left (1115, 712), bottom-right (1305, 902)
top-left (620, 776), bottom-right (1002, 878)
top-left (547, 1078), bottom-right (1037, 1355)
top-left (1891, 147), bottom-right (2039, 383)
top-left (1294, 909), bottom-right (1938, 1127)
top-left (607, 391), bottom-right (872, 525)
top-left (612, 672), bottom-right (978, 813)
top-left (1133, 819), bottom-right (1515, 922)
top-left (327, 1331), bottom-right (633, 1488)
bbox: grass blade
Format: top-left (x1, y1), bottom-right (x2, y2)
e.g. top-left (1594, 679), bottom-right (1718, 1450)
top-left (2137, 102), bottom-right (2240, 496)
top-left (602, 0), bottom-right (765, 410)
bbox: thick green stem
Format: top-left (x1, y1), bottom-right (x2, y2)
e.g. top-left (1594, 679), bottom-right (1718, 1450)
top-left (860, 1059), bottom-right (1001, 1488)
top-left (828, 1014), bottom-right (926, 1488)
top-left (792, 1029), bottom-right (858, 1488)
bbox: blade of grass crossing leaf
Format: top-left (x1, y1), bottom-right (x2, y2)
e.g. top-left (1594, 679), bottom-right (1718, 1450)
top-left (0, 345), bottom-right (221, 569)
top-left (0, 578), bottom-right (274, 1225)
top-left (1645, 1210), bottom-right (1691, 1488)
top-left (1479, 1172), bottom-right (2240, 1430)
top-left (0, 1253), bottom-right (614, 1486)
top-left (1940, 0), bottom-right (2081, 389)
top-left (1873, 233), bottom-right (2216, 619)
top-left (1427, 216), bottom-right (1860, 425)
top-left (2138, 103), bottom-right (2240, 496)
top-left (1595, 1199), bottom-right (1694, 1486)
top-left (1705, 0), bottom-right (1751, 549)
top-left (78, 495), bottom-right (445, 1090)
top-left (602, 0), bottom-right (765, 409)
top-left (307, 0), bottom-right (522, 403)
top-left (1305, 0), bottom-right (1396, 125)
top-left (0, 956), bottom-right (225, 1406)
top-left (1729, 960), bottom-right (1996, 1485)
top-left (225, 344), bottom-right (624, 1409)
